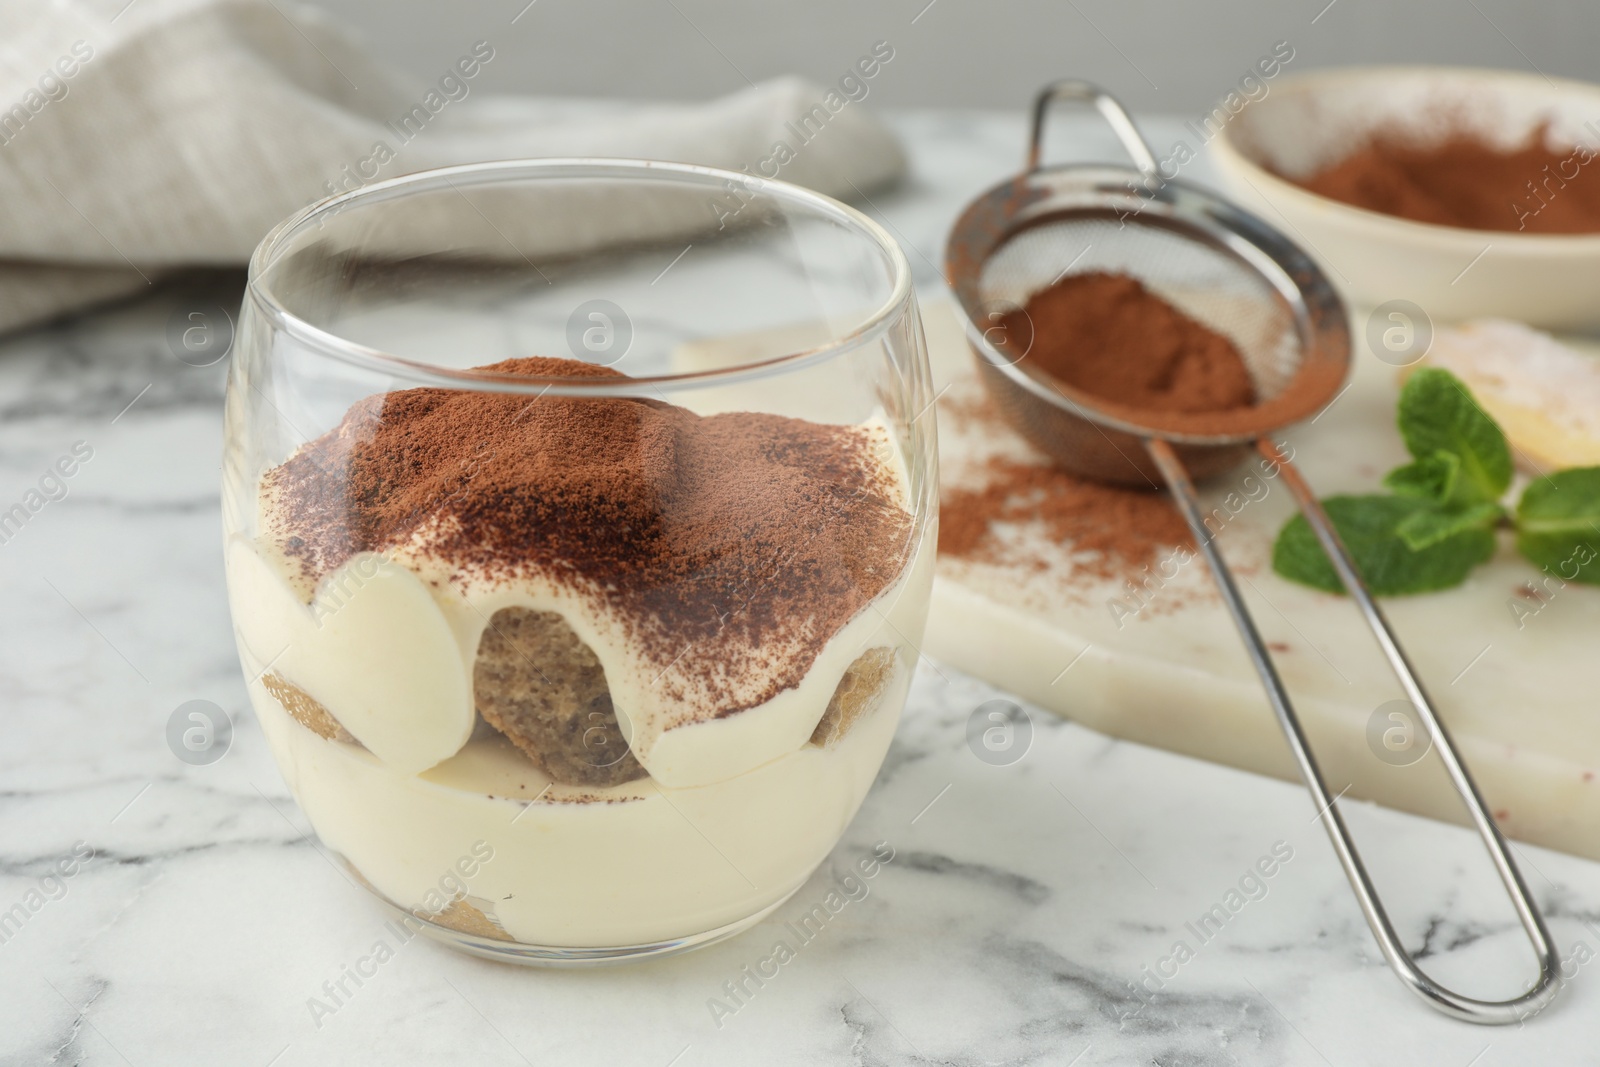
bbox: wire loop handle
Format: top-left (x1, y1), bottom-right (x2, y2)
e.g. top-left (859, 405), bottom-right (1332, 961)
top-left (1148, 438), bottom-right (1560, 1024)
top-left (1028, 79), bottom-right (1160, 179)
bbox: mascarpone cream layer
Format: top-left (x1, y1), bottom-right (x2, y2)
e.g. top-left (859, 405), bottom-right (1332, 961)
top-left (236, 538), bottom-right (932, 947)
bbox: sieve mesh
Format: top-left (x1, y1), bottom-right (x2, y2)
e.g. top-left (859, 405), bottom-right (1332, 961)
top-left (977, 210), bottom-right (1303, 405)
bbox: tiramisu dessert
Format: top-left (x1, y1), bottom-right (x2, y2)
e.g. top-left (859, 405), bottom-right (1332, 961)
top-left (227, 357), bottom-right (931, 949)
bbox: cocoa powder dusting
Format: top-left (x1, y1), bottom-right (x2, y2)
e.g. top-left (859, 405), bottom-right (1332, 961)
top-left (1287, 126), bottom-right (1600, 234)
top-left (264, 357), bottom-right (912, 716)
top-left (1000, 272), bottom-right (1256, 414)
top-left (939, 454), bottom-right (1193, 582)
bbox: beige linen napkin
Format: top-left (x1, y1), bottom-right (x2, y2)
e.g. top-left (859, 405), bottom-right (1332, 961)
top-left (0, 0), bottom-right (905, 333)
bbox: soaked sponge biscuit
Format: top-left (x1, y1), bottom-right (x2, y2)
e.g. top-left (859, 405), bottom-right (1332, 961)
top-left (429, 897), bottom-right (514, 942)
top-left (262, 672), bottom-right (355, 742)
top-left (810, 647), bottom-right (898, 748)
top-left (473, 607), bottom-right (648, 787)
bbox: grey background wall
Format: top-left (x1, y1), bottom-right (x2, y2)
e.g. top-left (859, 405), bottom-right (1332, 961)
top-left (311, 0), bottom-right (1595, 111)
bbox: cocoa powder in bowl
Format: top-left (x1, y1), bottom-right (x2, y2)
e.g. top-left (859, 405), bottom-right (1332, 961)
top-left (1285, 125), bottom-right (1600, 234)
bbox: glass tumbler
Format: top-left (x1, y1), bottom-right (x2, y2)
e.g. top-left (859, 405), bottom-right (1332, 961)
top-left (222, 159), bottom-right (937, 963)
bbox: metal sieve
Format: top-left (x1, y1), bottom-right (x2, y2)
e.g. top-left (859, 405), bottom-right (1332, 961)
top-left (945, 80), bottom-right (1557, 1024)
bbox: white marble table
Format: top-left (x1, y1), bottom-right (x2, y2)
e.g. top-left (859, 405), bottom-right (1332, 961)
top-left (5, 109), bottom-right (1600, 1066)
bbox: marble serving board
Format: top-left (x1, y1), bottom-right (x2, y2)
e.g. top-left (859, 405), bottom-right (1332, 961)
top-left (920, 299), bottom-right (1600, 863)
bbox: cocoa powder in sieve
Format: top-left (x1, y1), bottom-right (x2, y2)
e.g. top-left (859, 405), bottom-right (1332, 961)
top-left (942, 272), bottom-right (1257, 586)
top-left (999, 271), bottom-right (1257, 414)
top-left (1286, 126), bottom-right (1600, 234)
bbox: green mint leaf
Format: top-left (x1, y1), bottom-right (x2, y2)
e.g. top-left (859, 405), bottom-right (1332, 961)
top-left (1394, 501), bottom-right (1503, 550)
top-left (1383, 451), bottom-right (1460, 502)
top-left (1395, 368), bottom-right (1512, 506)
top-left (1272, 494), bottom-right (1497, 595)
top-left (1514, 467), bottom-right (1600, 585)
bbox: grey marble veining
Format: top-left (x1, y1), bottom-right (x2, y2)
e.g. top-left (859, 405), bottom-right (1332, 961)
top-left (3, 110), bottom-right (1600, 1066)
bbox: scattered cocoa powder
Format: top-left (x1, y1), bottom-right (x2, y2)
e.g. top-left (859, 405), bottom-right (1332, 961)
top-left (1286, 125), bottom-right (1600, 234)
top-left (263, 356), bottom-right (913, 716)
top-left (999, 272), bottom-right (1256, 414)
top-left (939, 454), bottom-right (1194, 582)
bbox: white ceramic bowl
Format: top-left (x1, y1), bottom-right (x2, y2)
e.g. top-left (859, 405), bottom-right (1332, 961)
top-left (1212, 66), bottom-right (1600, 329)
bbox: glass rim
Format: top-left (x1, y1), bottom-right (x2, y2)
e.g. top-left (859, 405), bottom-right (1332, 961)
top-left (244, 158), bottom-right (915, 396)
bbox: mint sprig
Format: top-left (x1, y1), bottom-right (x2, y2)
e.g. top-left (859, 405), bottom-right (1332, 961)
top-left (1393, 500), bottom-right (1504, 551)
top-left (1393, 367), bottom-right (1512, 506)
top-left (1515, 468), bottom-right (1600, 585)
top-left (1272, 367), bottom-right (1600, 596)
top-left (1382, 452), bottom-right (1462, 502)
top-left (1274, 495), bottom-right (1497, 595)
